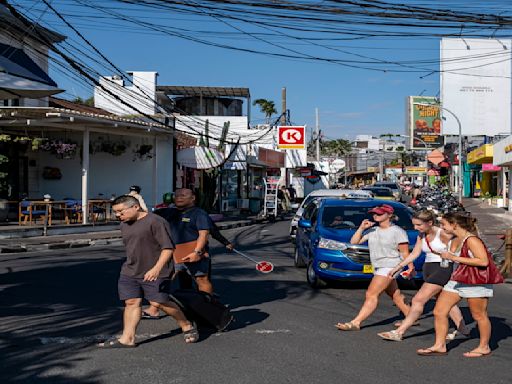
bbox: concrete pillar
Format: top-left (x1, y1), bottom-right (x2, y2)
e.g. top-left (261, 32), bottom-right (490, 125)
top-left (81, 128), bottom-right (90, 224)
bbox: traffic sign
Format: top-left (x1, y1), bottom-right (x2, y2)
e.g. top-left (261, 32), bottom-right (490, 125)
top-left (278, 126), bottom-right (306, 149)
top-left (256, 261), bottom-right (274, 273)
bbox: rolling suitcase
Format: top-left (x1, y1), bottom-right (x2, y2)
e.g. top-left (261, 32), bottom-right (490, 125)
top-left (169, 289), bottom-right (233, 331)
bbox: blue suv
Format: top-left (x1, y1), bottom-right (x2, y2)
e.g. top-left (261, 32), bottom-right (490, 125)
top-left (294, 198), bottom-right (424, 288)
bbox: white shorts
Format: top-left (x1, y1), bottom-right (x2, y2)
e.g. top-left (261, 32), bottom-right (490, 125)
top-left (373, 267), bottom-right (394, 277)
top-left (443, 280), bottom-right (494, 298)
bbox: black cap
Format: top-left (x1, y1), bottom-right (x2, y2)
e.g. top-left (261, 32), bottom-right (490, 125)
top-left (129, 185), bottom-right (141, 193)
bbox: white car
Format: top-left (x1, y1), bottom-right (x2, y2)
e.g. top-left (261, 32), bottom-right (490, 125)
top-left (289, 189), bottom-right (373, 239)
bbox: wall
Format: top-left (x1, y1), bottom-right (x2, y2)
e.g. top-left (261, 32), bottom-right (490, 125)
top-left (27, 131), bottom-right (173, 209)
top-left (94, 72), bottom-right (157, 116)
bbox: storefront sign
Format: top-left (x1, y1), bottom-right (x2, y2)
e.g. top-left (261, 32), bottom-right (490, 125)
top-left (258, 147), bottom-right (285, 168)
top-left (493, 135), bottom-right (512, 166)
top-left (277, 126), bottom-right (306, 149)
top-left (482, 163), bottom-right (501, 172)
top-left (367, 167), bottom-right (378, 172)
top-left (407, 96), bottom-right (444, 150)
top-left (467, 144), bottom-right (493, 164)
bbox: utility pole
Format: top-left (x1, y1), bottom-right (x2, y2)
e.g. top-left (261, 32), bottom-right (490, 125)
top-left (315, 107), bottom-right (320, 162)
top-left (281, 87), bottom-right (287, 126)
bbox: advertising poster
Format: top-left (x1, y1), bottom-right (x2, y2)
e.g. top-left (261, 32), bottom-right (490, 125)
top-left (408, 96), bottom-right (444, 149)
top-left (440, 38), bottom-right (512, 136)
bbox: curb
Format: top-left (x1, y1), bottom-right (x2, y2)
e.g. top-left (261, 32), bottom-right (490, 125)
top-left (0, 219), bottom-right (260, 253)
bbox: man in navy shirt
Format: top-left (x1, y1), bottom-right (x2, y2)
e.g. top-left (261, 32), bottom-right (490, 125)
top-left (157, 188), bottom-right (213, 293)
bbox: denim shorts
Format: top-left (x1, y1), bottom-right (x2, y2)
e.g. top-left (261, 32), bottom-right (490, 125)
top-left (175, 257), bottom-right (211, 277)
top-left (443, 280), bottom-right (494, 298)
top-left (118, 274), bottom-right (170, 302)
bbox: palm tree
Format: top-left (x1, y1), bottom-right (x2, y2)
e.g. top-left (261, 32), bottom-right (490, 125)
top-left (253, 99), bottom-right (277, 125)
top-left (322, 139), bottom-right (352, 157)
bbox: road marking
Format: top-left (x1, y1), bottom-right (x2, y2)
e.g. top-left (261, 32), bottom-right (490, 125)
top-left (255, 329), bottom-right (291, 334)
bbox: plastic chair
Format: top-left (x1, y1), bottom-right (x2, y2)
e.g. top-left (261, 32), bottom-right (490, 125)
top-left (63, 199), bottom-right (82, 224)
top-left (18, 201), bottom-right (47, 225)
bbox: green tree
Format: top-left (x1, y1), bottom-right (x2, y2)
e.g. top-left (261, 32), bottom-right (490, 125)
top-left (322, 139), bottom-right (352, 157)
top-left (72, 96), bottom-right (94, 106)
top-left (253, 99), bottom-right (277, 125)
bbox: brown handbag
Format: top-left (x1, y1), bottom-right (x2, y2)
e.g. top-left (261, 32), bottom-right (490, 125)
top-left (451, 236), bottom-right (504, 285)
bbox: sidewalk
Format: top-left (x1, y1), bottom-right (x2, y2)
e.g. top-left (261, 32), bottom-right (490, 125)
top-left (0, 216), bottom-right (261, 253)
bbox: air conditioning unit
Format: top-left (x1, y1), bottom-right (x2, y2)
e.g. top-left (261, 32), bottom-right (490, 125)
top-left (237, 199), bottom-right (249, 209)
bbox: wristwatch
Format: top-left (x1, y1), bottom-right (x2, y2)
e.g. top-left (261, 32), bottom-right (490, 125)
top-left (194, 249), bottom-right (203, 256)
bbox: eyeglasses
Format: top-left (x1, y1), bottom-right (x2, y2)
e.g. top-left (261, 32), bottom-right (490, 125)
top-left (113, 206), bottom-right (136, 215)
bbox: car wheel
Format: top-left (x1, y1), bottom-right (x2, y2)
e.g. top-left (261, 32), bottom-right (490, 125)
top-left (306, 261), bottom-right (328, 289)
top-left (294, 246), bottom-right (306, 268)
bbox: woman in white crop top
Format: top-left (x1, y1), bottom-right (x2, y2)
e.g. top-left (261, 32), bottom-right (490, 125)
top-left (418, 212), bottom-right (495, 358)
top-left (378, 210), bottom-right (468, 342)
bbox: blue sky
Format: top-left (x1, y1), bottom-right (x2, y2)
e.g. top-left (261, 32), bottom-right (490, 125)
top-left (14, 0), bottom-right (507, 141)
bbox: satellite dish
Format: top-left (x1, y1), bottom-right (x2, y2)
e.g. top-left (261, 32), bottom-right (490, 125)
top-left (330, 159), bottom-right (346, 173)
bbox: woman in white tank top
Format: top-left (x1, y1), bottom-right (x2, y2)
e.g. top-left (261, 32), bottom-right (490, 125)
top-left (378, 210), bottom-right (468, 342)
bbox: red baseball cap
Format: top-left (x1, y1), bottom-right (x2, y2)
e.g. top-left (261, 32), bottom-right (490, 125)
top-left (368, 204), bottom-right (394, 215)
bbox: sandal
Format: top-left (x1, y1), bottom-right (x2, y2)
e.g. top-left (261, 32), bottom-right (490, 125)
top-left (417, 348), bottom-right (447, 356)
top-left (446, 329), bottom-right (470, 341)
top-left (335, 322), bottom-right (360, 331)
top-left (377, 330), bottom-right (403, 341)
top-left (98, 339), bottom-right (137, 348)
top-left (183, 326), bottom-right (199, 343)
top-left (141, 311), bottom-right (166, 320)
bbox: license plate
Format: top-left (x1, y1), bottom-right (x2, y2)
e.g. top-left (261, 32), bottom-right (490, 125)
top-left (363, 265), bottom-right (374, 273)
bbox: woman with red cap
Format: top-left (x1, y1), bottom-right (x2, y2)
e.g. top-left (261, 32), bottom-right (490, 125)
top-left (336, 204), bottom-right (412, 331)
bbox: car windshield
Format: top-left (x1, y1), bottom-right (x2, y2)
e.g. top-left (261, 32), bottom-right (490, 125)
top-left (321, 206), bottom-right (414, 230)
top-left (365, 188), bottom-right (393, 196)
top-left (375, 183), bottom-right (398, 191)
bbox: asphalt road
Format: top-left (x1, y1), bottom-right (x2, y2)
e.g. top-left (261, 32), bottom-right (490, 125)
top-left (1, 220), bottom-right (512, 384)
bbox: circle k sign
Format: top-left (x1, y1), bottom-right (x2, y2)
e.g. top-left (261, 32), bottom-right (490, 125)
top-left (278, 126), bottom-right (306, 149)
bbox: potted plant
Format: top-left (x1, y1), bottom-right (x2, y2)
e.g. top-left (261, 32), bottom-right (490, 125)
top-left (133, 144), bottom-right (153, 161)
top-left (41, 140), bottom-right (78, 159)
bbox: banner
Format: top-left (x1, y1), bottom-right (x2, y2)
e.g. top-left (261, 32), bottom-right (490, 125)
top-left (407, 96), bottom-right (444, 150)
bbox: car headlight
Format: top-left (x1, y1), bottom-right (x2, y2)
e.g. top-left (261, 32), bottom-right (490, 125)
top-left (318, 237), bottom-right (348, 251)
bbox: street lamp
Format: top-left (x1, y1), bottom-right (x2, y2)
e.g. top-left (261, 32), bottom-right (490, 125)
top-left (440, 107), bottom-right (463, 204)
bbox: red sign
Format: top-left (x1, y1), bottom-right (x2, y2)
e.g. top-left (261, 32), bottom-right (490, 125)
top-left (278, 126), bottom-right (306, 149)
top-left (256, 261), bottom-right (274, 273)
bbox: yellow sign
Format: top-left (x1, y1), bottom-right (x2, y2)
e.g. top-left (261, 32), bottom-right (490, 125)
top-left (467, 144), bottom-right (493, 164)
top-left (405, 167), bottom-right (427, 174)
top-left (367, 167), bottom-right (378, 172)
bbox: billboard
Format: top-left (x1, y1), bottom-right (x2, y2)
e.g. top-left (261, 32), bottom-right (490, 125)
top-left (407, 96), bottom-right (444, 149)
top-left (440, 38), bottom-right (512, 136)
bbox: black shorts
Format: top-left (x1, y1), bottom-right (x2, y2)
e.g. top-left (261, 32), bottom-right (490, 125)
top-left (118, 274), bottom-right (170, 302)
top-left (423, 262), bottom-right (453, 287)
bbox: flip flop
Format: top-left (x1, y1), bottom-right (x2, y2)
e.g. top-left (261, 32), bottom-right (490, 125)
top-left (98, 339), bottom-right (137, 348)
top-left (463, 351), bottom-right (491, 358)
top-left (141, 311), bottom-right (166, 320)
top-left (335, 322), bottom-right (360, 331)
top-left (417, 348), bottom-right (447, 356)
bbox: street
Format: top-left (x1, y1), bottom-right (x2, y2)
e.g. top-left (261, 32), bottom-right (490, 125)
top-left (1, 220), bottom-right (512, 384)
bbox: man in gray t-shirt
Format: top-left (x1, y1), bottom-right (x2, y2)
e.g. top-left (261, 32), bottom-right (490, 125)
top-left (99, 195), bottom-right (199, 348)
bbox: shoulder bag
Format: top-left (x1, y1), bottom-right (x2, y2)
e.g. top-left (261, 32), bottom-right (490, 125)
top-left (451, 236), bottom-right (504, 285)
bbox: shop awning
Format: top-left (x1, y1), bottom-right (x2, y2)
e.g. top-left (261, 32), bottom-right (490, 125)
top-left (177, 146), bottom-right (225, 169)
top-left (467, 144), bottom-right (493, 165)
